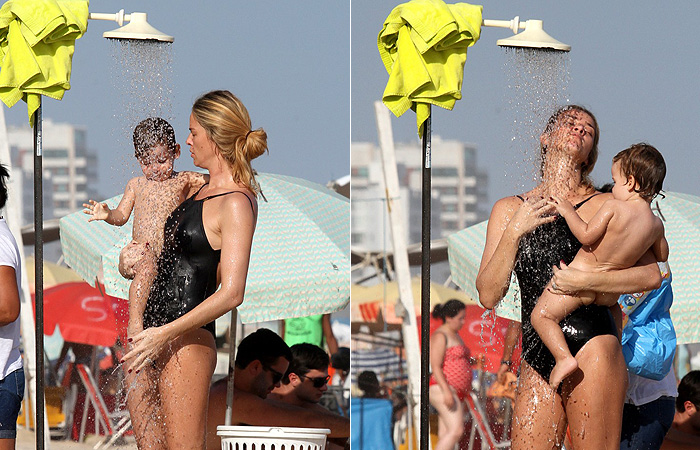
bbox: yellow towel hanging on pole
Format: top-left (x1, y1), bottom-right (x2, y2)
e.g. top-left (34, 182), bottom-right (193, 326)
top-left (378, 0), bottom-right (482, 137)
top-left (0, 0), bottom-right (89, 126)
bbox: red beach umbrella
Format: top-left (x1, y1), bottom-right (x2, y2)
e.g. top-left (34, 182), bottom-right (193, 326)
top-left (31, 282), bottom-right (128, 347)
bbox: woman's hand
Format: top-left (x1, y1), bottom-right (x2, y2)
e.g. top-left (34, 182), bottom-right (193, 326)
top-left (508, 197), bottom-right (556, 237)
top-left (121, 326), bottom-right (173, 373)
top-left (550, 261), bottom-right (586, 294)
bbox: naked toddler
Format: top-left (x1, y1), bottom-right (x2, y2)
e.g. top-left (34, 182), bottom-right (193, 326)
top-left (532, 143), bottom-right (669, 389)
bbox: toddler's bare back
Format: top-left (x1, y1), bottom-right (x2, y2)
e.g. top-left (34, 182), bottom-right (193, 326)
top-left (569, 199), bottom-right (664, 274)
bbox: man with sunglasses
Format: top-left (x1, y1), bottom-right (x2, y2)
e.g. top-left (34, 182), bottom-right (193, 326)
top-left (268, 343), bottom-right (332, 408)
top-left (206, 329), bottom-right (349, 450)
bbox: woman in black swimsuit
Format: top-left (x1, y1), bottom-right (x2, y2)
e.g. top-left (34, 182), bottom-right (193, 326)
top-left (476, 105), bottom-right (662, 449)
top-left (123, 90), bottom-right (266, 448)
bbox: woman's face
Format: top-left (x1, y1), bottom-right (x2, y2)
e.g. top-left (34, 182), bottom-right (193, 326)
top-left (186, 113), bottom-right (218, 169)
top-left (543, 110), bottom-right (596, 166)
top-left (445, 309), bottom-right (466, 331)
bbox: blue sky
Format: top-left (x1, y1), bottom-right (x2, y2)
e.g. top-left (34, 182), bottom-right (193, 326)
top-left (4, 1), bottom-right (350, 198)
top-left (353, 0), bottom-right (700, 206)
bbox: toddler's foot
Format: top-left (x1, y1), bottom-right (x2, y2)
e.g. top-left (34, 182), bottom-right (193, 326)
top-left (549, 357), bottom-right (578, 389)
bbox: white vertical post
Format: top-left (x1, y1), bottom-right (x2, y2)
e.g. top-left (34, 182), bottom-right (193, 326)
top-left (374, 101), bottom-right (430, 450)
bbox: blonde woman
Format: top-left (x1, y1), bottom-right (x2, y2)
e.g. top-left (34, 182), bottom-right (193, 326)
top-left (476, 105), bottom-right (661, 449)
top-left (123, 90), bottom-right (267, 449)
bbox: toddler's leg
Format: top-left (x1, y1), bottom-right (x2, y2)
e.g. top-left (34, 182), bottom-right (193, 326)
top-left (127, 248), bottom-right (158, 337)
top-left (118, 241), bottom-right (143, 280)
top-left (531, 286), bottom-right (584, 389)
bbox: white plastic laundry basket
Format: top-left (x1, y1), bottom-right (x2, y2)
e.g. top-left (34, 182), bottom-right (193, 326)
top-left (217, 425), bottom-right (331, 450)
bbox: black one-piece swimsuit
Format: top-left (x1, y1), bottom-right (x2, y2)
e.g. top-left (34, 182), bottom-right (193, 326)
top-left (143, 185), bottom-right (253, 336)
top-left (513, 194), bottom-right (618, 381)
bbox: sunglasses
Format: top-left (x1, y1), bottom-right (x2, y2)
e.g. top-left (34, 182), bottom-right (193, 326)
top-left (299, 374), bottom-right (331, 388)
top-left (263, 365), bottom-right (284, 385)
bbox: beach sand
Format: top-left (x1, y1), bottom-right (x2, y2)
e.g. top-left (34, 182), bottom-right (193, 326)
top-left (16, 427), bottom-right (137, 449)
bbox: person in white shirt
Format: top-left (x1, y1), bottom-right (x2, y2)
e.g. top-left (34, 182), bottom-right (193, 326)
top-left (0, 164), bottom-right (24, 450)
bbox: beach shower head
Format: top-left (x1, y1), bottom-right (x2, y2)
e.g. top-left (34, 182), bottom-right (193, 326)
top-left (483, 17), bottom-right (570, 52)
top-left (88, 10), bottom-right (174, 42)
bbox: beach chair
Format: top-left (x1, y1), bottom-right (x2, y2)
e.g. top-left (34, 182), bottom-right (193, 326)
top-left (464, 392), bottom-right (510, 450)
top-left (74, 363), bottom-right (131, 449)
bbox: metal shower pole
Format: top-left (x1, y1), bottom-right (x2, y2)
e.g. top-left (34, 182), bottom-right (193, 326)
top-left (420, 108), bottom-right (431, 450)
top-left (33, 100), bottom-right (46, 450)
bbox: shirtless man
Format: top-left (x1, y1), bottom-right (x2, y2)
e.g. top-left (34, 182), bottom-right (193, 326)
top-left (206, 329), bottom-right (349, 450)
top-left (267, 343), bottom-right (331, 409)
top-left (661, 371), bottom-right (700, 450)
top-left (83, 117), bottom-right (205, 447)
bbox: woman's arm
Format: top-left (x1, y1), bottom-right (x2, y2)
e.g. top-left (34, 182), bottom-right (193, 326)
top-left (551, 249), bottom-right (662, 295)
top-left (124, 193), bottom-right (255, 371)
top-left (476, 196), bottom-right (555, 309)
top-left (0, 265), bottom-right (20, 326)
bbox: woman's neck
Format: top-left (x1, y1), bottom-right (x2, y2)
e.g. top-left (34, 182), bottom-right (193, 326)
top-left (538, 157), bottom-right (591, 199)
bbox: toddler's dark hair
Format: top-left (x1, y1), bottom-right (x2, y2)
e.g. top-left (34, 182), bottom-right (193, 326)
top-left (612, 143), bottom-right (666, 201)
top-left (133, 117), bottom-right (177, 161)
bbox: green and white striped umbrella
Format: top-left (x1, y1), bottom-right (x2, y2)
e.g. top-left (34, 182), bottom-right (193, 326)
top-left (59, 173), bottom-right (350, 324)
top-left (446, 220), bottom-right (520, 322)
top-left (653, 192), bottom-right (700, 344)
top-left (447, 191), bottom-right (700, 344)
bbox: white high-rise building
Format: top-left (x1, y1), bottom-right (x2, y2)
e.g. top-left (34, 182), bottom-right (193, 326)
top-left (7, 118), bottom-right (99, 225)
top-left (351, 136), bottom-right (489, 251)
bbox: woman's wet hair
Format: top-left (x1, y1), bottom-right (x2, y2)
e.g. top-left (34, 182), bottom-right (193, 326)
top-left (612, 143), bottom-right (666, 201)
top-left (0, 164), bottom-right (9, 210)
top-left (133, 117), bottom-right (177, 161)
top-left (431, 299), bottom-right (466, 322)
top-left (192, 90), bottom-right (268, 194)
top-left (541, 105), bottom-right (600, 186)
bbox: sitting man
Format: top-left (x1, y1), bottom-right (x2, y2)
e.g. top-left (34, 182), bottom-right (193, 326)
top-left (206, 328), bottom-right (349, 450)
top-left (267, 343), bottom-right (331, 410)
top-left (661, 370), bottom-right (700, 449)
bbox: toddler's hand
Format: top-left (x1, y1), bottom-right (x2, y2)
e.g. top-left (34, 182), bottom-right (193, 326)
top-left (547, 196), bottom-right (574, 217)
top-left (83, 199), bottom-right (110, 222)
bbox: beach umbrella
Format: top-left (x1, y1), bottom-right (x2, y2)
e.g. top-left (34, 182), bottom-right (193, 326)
top-left (24, 256), bottom-right (84, 292)
top-left (654, 192), bottom-right (700, 344)
top-left (58, 172), bottom-right (350, 324)
top-left (446, 191), bottom-right (700, 344)
top-left (32, 282), bottom-right (128, 348)
top-left (446, 221), bottom-right (521, 322)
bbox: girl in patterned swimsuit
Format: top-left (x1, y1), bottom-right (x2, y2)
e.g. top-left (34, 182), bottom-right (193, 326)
top-left (429, 300), bottom-right (471, 450)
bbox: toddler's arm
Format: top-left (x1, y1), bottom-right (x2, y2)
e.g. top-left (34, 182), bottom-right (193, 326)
top-left (83, 178), bottom-right (137, 226)
top-left (549, 196), bottom-right (614, 246)
top-left (652, 230), bottom-right (669, 263)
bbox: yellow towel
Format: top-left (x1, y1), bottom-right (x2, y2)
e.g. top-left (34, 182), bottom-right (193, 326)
top-left (0, 0), bottom-right (89, 126)
top-left (378, 0), bottom-right (482, 137)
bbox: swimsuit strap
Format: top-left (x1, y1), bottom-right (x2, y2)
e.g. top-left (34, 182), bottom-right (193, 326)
top-left (514, 192), bottom-right (601, 209)
top-left (200, 190), bottom-right (255, 212)
top-left (573, 192), bottom-right (601, 208)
